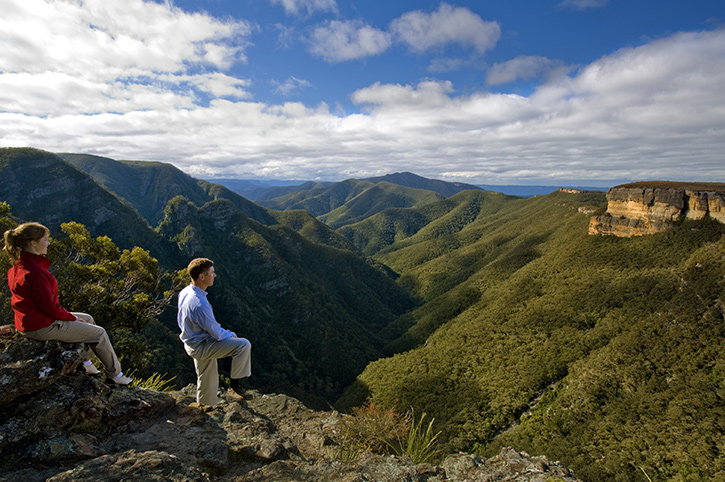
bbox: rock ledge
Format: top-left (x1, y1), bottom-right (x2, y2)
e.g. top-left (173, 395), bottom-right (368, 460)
top-left (590, 182), bottom-right (725, 236)
top-left (0, 331), bottom-right (582, 482)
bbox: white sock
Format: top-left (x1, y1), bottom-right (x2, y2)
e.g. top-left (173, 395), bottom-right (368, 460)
top-left (113, 372), bottom-right (124, 379)
top-left (83, 360), bottom-right (93, 366)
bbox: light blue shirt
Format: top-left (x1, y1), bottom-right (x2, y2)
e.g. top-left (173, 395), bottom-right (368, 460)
top-left (177, 284), bottom-right (235, 345)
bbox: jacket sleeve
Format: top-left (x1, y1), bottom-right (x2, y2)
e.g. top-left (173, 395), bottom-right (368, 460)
top-left (27, 270), bottom-right (76, 322)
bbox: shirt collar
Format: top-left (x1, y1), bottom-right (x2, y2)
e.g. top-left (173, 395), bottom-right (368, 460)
top-left (189, 284), bottom-right (208, 296)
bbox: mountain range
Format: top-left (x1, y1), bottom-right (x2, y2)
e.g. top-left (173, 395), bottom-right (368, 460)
top-left (211, 176), bottom-right (607, 200)
top-left (1, 147), bottom-right (724, 481)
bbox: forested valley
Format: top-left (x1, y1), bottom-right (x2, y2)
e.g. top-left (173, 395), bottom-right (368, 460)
top-left (1, 147), bottom-right (723, 481)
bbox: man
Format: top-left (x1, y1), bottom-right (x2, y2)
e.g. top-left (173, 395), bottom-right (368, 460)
top-left (177, 258), bottom-right (251, 405)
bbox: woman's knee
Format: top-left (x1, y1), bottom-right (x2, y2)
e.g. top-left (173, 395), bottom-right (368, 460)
top-left (73, 312), bottom-right (95, 324)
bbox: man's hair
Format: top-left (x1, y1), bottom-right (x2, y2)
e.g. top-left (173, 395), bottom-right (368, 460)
top-left (187, 258), bottom-right (214, 281)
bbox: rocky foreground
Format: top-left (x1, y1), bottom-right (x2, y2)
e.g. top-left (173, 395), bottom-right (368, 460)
top-left (0, 331), bottom-right (581, 482)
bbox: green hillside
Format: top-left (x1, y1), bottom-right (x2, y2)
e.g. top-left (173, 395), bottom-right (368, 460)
top-left (59, 153), bottom-right (351, 250)
top-left (157, 196), bottom-right (416, 407)
top-left (59, 153), bottom-right (275, 226)
top-left (319, 181), bottom-right (446, 230)
top-left (363, 171), bottom-right (482, 197)
top-left (259, 179), bottom-right (376, 216)
top-left (340, 189), bottom-right (725, 481)
top-left (256, 172), bottom-right (480, 220)
top-left (338, 189), bottom-right (521, 258)
top-left (0, 148), bottom-right (177, 262)
top-left (242, 180), bottom-right (333, 202)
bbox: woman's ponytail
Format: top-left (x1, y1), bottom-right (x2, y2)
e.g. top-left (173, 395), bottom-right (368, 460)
top-left (2, 223), bottom-right (49, 264)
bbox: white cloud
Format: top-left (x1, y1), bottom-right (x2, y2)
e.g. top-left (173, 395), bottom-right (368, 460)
top-left (273, 76), bottom-right (313, 97)
top-left (269, 0), bottom-right (337, 16)
top-left (390, 3), bottom-right (500, 53)
top-left (352, 81), bottom-right (456, 112)
top-left (486, 56), bottom-right (569, 85)
top-left (0, 0), bottom-right (252, 77)
top-left (557, 0), bottom-right (609, 10)
top-left (0, 0), bottom-right (254, 118)
top-left (307, 3), bottom-right (500, 64)
top-left (273, 23), bottom-right (298, 49)
top-left (1, 0), bottom-right (724, 186)
top-left (161, 73), bottom-right (252, 99)
top-left (308, 20), bottom-right (392, 62)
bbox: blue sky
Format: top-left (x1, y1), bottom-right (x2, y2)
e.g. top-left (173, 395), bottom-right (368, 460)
top-left (1, 0), bottom-right (724, 186)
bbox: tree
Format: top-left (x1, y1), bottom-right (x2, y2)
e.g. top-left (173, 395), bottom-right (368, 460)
top-left (0, 216), bottom-right (185, 377)
top-left (49, 222), bottom-right (182, 332)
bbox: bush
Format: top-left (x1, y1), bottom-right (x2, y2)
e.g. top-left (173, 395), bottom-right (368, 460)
top-left (331, 403), bottom-right (441, 464)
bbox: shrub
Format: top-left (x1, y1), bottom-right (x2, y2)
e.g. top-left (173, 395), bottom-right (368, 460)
top-left (331, 403), bottom-right (441, 464)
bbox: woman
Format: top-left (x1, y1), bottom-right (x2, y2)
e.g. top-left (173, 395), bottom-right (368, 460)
top-left (3, 222), bottom-right (132, 385)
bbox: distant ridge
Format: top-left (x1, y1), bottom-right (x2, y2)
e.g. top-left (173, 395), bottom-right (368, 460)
top-left (212, 175), bottom-right (609, 200)
top-left (59, 153), bottom-right (276, 226)
top-left (59, 152), bottom-right (353, 251)
top-left (0, 148), bottom-right (178, 261)
top-left (363, 172), bottom-right (481, 197)
top-left (213, 172), bottom-right (481, 202)
top-left (478, 184), bottom-right (607, 197)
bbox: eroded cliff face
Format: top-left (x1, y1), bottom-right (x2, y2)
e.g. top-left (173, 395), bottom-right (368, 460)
top-left (589, 182), bottom-right (725, 237)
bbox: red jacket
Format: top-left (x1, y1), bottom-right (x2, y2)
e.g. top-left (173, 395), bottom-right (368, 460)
top-left (7, 251), bottom-right (75, 332)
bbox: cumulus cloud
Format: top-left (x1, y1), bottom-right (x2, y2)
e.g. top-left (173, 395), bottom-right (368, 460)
top-left (486, 56), bottom-right (569, 85)
top-left (390, 3), bottom-right (501, 53)
top-left (0, 0), bottom-right (254, 119)
top-left (0, 0), bottom-right (252, 77)
top-left (352, 81), bottom-right (456, 112)
top-left (308, 20), bottom-right (392, 62)
top-left (269, 0), bottom-right (337, 16)
top-left (307, 3), bottom-right (499, 64)
top-left (1, 0), bottom-right (724, 185)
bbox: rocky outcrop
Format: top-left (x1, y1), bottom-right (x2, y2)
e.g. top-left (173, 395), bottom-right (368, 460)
top-left (590, 182), bottom-right (725, 236)
top-left (0, 330), bottom-right (582, 482)
top-left (0, 326), bottom-right (85, 405)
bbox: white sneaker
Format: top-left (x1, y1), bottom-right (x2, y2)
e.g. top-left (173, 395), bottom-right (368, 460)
top-left (108, 374), bottom-right (133, 386)
top-left (83, 363), bottom-right (101, 375)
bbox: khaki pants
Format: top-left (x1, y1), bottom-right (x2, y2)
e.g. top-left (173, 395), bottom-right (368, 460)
top-left (184, 337), bottom-right (251, 405)
top-left (22, 313), bottom-right (122, 378)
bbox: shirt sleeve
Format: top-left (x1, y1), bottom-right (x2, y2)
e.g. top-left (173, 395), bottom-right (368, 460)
top-left (194, 299), bottom-right (236, 341)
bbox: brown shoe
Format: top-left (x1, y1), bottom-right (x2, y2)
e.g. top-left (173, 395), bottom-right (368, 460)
top-left (189, 402), bottom-right (213, 412)
top-left (227, 387), bottom-right (253, 400)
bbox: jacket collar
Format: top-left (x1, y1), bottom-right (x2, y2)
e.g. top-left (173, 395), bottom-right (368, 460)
top-left (20, 250), bottom-right (52, 269)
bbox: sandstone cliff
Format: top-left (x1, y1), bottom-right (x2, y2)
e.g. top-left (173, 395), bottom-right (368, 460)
top-left (0, 329), bottom-right (581, 482)
top-left (589, 181), bottom-right (725, 236)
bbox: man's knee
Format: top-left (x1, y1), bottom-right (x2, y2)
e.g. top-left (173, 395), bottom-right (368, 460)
top-left (234, 338), bottom-right (251, 355)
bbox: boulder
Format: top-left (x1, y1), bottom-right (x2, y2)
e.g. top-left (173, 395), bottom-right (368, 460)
top-left (46, 450), bottom-right (211, 482)
top-left (0, 327), bottom-right (85, 405)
